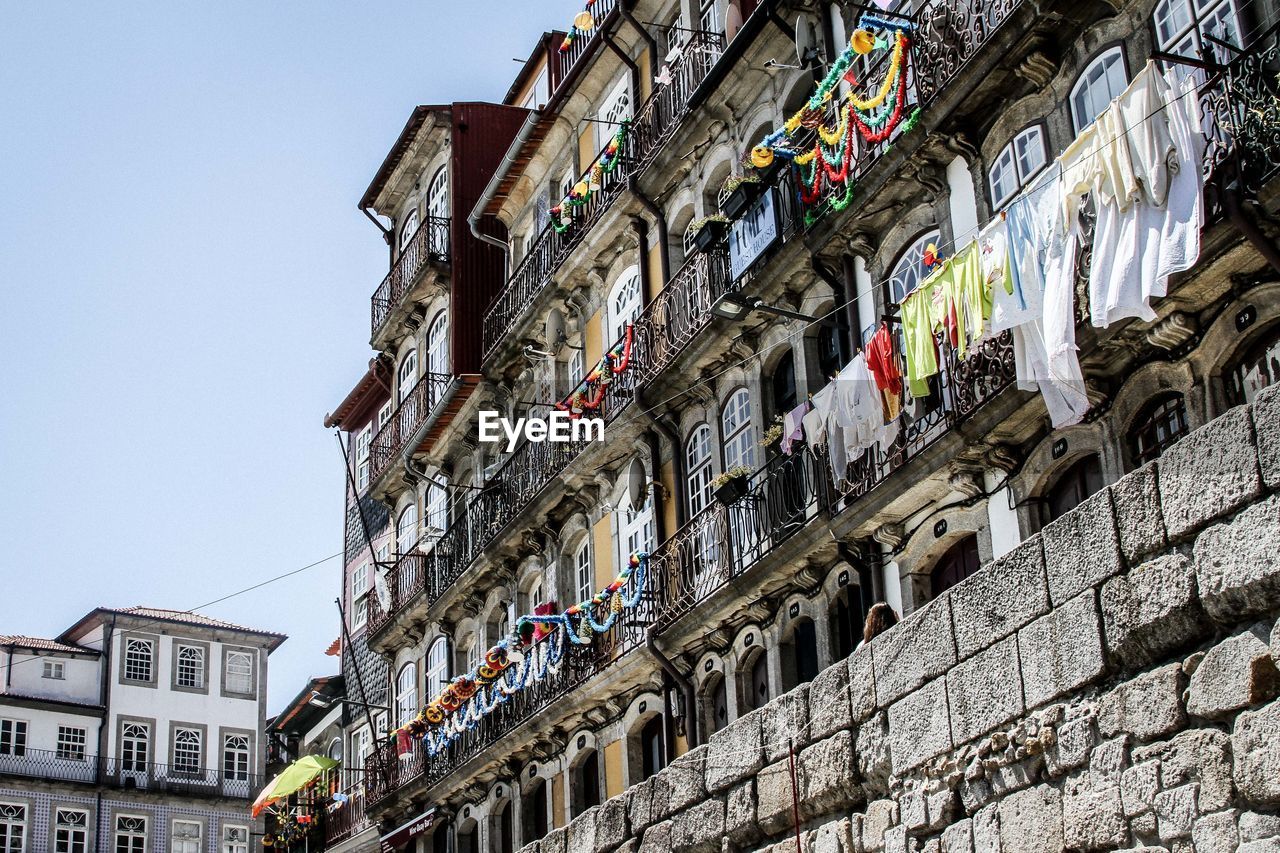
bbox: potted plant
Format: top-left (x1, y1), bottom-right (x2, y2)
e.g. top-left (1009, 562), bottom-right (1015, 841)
top-left (720, 174), bottom-right (765, 219)
top-left (759, 416), bottom-right (784, 453)
top-left (711, 465), bottom-right (753, 505)
top-left (688, 215), bottom-right (730, 253)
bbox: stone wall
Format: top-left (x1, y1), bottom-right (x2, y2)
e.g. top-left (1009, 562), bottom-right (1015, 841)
top-left (514, 384), bottom-right (1280, 852)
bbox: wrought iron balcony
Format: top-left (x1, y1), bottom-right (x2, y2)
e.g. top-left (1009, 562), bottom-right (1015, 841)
top-left (0, 748), bottom-right (262, 799)
top-left (481, 28), bottom-right (727, 361)
top-left (323, 790), bottom-right (373, 845)
top-left (911, 0), bottom-right (1025, 106)
top-left (1201, 22), bottom-right (1280, 198)
top-left (630, 249), bottom-right (733, 386)
top-left (368, 371), bottom-right (455, 488)
top-left (370, 216), bottom-right (450, 339)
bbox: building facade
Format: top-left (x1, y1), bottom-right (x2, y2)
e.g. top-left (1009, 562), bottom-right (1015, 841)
top-left (319, 0), bottom-right (1280, 850)
top-left (0, 607), bottom-right (284, 853)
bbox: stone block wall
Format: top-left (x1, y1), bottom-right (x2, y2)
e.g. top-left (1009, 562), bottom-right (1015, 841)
top-left (519, 386), bottom-right (1280, 853)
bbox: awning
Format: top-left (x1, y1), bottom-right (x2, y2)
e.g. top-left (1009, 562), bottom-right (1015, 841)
top-left (379, 809), bottom-right (437, 853)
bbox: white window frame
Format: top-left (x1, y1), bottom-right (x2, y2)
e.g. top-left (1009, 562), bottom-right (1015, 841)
top-left (1070, 47), bottom-right (1129, 133)
top-left (54, 810), bottom-right (88, 853)
top-left (223, 733), bottom-right (250, 781)
top-left (121, 722), bottom-right (150, 772)
top-left (352, 563), bottom-right (370, 629)
top-left (397, 504), bottom-right (419, 557)
top-left (1153, 0), bottom-right (1242, 68)
top-left (425, 475), bottom-right (448, 536)
top-left (170, 820), bottom-right (201, 853)
top-left (396, 663), bottom-right (418, 728)
top-left (607, 267), bottom-right (644, 344)
top-left (721, 388), bottom-right (756, 472)
top-left (355, 425), bottom-right (372, 490)
top-left (398, 350), bottom-right (418, 404)
top-left (123, 637), bottom-right (153, 683)
top-left (377, 401), bottom-right (393, 432)
top-left (398, 208), bottom-right (420, 252)
top-left (42, 661), bottom-right (65, 680)
top-left (574, 539), bottom-right (594, 604)
top-left (224, 650), bottom-right (254, 695)
top-left (988, 125), bottom-right (1049, 208)
top-left (618, 492), bottom-right (655, 572)
top-left (426, 166), bottom-right (449, 223)
top-left (426, 311), bottom-right (449, 379)
top-left (0, 803), bottom-right (25, 853)
top-left (176, 645), bottom-right (205, 689)
top-left (595, 76), bottom-right (632, 151)
top-left (0, 720), bottom-right (27, 757)
top-left (114, 816), bottom-right (147, 853)
top-left (221, 826), bottom-right (249, 853)
top-left (685, 424), bottom-right (715, 517)
top-left (56, 726), bottom-right (87, 762)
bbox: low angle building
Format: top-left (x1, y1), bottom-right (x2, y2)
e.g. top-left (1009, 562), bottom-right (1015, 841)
top-left (0, 607), bottom-right (285, 853)
top-left (301, 0), bottom-right (1280, 849)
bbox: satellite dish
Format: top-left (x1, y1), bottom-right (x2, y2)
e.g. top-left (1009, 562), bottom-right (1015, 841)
top-left (626, 457), bottom-right (648, 512)
top-left (545, 308), bottom-right (566, 352)
top-left (374, 568), bottom-right (391, 611)
top-left (795, 13), bottom-right (817, 67)
top-left (725, 3), bottom-right (743, 39)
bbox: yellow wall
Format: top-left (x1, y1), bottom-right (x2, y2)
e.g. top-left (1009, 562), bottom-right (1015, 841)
top-left (550, 772), bottom-right (566, 829)
top-left (592, 515), bottom-right (615, 588)
top-left (638, 48), bottom-right (652, 102)
top-left (660, 460), bottom-right (678, 535)
top-left (647, 243), bottom-right (664, 300)
top-left (603, 740), bottom-right (625, 800)
top-left (673, 732), bottom-right (688, 758)
top-left (584, 309), bottom-right (604, 366)
top-left (577, 124), bottom-right (595, 175)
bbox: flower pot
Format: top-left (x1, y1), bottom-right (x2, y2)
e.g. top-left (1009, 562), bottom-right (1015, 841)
top-left (692, 220), bottom-right (728, 253)
top-left (713, 475), bottom-right (749, 506)
top-left (721, 181), bottom-right (764, 220)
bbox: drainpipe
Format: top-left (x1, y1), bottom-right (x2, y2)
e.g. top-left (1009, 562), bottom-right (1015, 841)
top-left (647, 630), bottom-right (699, 749)
top-left (618, 0), bottom-right (658, 74)
top-left (468, 109), bottom-right (545, 257)
top-left (630, 178), bottom-right (670, 284)
top-left (1222, 185), bottom-right (1280, 275)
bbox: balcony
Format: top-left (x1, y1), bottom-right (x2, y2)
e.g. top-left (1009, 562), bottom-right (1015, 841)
top-left (368, 371), bottom-right (456, 489)
top-left (370, 216), bottom-right (450, 341)
top-left (480, 28), bottom-right (727, 362)
top-left (1201, 21), bottom-right (1280, 200)
top-left (323, 790), bottom-right (373, 845)
top-left (0, 748), bottom-right (262, 799)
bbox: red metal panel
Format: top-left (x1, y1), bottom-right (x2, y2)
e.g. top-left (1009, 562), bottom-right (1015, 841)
top-left (449, 102), bottom-right (532, 375)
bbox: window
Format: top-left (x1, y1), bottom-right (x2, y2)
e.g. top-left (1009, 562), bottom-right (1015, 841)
top-left (1229, 326), bottom-right (1280, 405)
top-left (114, 817), bottom-right (147, 853)
top-left (222, 826), bottom-right (249, 853)
top-left (595, 77), bottom-right (631, 150)
top-left (56, 727), bottom-right (86, 762)
top-left (988, 125), bottom-right (1049, 208)
top-left (0, 721), bottom-right (26, 757)
top-left (173, 728), bottom-right (202, 774)
top-left (171, 821), bottom-right (201, 853)
top-left (176, 645), bottom-right (205, 689)
top-left (698, 0), bottom-right (719, 33)
top-left (377, 401), bottom-right (393, 432)
top-left (1129, 394), bottom-right (1189, 467)
top-left (770, 350), bottom-right (798, 419)
top-left (398, 208), bottom-right (420, 252)
top-left (1070, 47), bottom-right (1129, 133)
top-left (42, 661), bottom-right (65, 680)
top-left (352, 563), bottom-right (370, 629)
top-left (54, 810), bottom-right (87, 853)
top-left (640, 716), bottom-right (665, 779)
top-left (397, 504), bottom-right (419, 556)
top-left (1153, 0), bottom-right (1241, 70)
top-left (781, 619), bottom-right (820, 690)
top-left (685, 424), bottom-right (714, 517)
top-left (0, 804), bottom-right (25, 853)
top-left (571, 751), bottom-right (601, 818)
top-left (931, 535), bottom-right (982, 597)
top-left (426, 311), bottom-right (450, 378)
top-left (425, 637), bottom-right (449, 700)
top-left (607, 268), bottom-right (644, 343)
top-left (618, 492), bottom-right (656, 572)
top-left (355, 425), bottom-right (372, 490)
top-left (121, 722), bottom-right (149, 772)
top-left (721, 389), bottom-right (756, 472)
top-left (123, 637), bottom-right (153, 683)
top-left (396, 663), bottom-right (418, 728)
top-left (398, 350), bottom-right (418, 403)
top-left (888, 230), bottom-right (942, 304)
top-left (426, 166), bottom-right (449, 223)
top-left (1044, 455), bottom-right (1104, 524)
top-left (223, 734), bottom-right (250, 781)
top-left (224, 650), bottom-right (254, 695)
top-left (574, 540), bottom-right (594, 604)
top-left (425, 475), bottom-right (448, 536)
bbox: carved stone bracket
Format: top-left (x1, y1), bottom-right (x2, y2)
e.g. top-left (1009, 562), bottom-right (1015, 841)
top-left (947, 464), bottom-right (986, 499)
top-left (873, 521), bottom-right (906, 550)
top-left (1014, 50), bottom-right (1057, 90)
top-left (1146, 311), bottom-right (1199, 351)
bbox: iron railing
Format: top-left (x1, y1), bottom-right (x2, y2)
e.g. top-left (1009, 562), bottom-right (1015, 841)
top-left (323, 792), bottom-right (373, 845)
top-left (630, 29), bottom-right (727, 173)
top-left (371, 216), bottom-right (450, 338)
top-left (554, 0), bottom-right (620, 81)
top-left (368, 371), bottom-right (454, 486)
top-left (912, 0), bottom-right (1024, 105)
top-left (0, 748), bottom-right (262, 799)
top-left (1201, 22), bottom-right (1280, 197)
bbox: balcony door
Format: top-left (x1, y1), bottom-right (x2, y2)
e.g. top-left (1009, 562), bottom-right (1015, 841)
top-left (427, 311), bottom-right (450, 380)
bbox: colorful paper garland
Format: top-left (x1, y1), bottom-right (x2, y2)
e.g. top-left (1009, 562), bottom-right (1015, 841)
top-left (550, 122), bottom-right (629, 235)
top-left (556, 323), bottom-right (634, 418)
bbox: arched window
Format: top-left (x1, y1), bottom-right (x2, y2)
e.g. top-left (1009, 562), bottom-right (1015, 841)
top-left (930, 535), bottom-right (981, 598)
top-left (570, 750), bottom-right (601, 818)
top-left (705, 675), bottom-right (729, 735)
top-left (619, 489), bottom-right (656, 570)
top-left (640, 716), bottom-right (666, 779)
top-left (770, 350), bottom-right (797, 419)
top-left (595, 77), bottom-right (631, 150)
top-left (685, 424), bottom-right (714, 517)
top-left (520, 780), bottom-right (547, 845)
top-left (398, 350), bottom-right (418, 403)
top-left (781, 618), bottom-right (819, 691)
top-left (573, 540), bottom-right (594, 604)
top-left (830, 583), bottom-right (867, 661)
top-left (424, 637), bottom-right (449, 700)
top-left (1129, 394), bottom-right (1189, 468)
top-left (327, 738), bottom-right (343, 763)
top-left (1153, 0), bottom-right (1241, 69)
top-left (1070, 47), bottom-right (1128, 133)
top-left (1044, 454), bottom-right (1104, 524)
top-left (608, 267), bottom-right (644, 343)
top-left (988, 125), bottom-right (1049, 208)
top-left (425, 475), bottom-right (448, 535)
top-left (426, 167), bottom-right (449, 222)
top-left (395, 663), bottom-right (417, 727)
top-left (742, 650), bottom-right (769, 711)
top-left (721, 389), bottom-right (756, 472)
top-left (426, 311), bottom-right (449, 378)
top-left (888, 230), bottom-right (942, 304)
top-left (397, 504), bottom-right (419, 556)
top-left (1228, 325), bottom-right (1280, 405)
top-left (398, 208), bottom-right (420, 252)
top-left (493, 799), bottom-right (514, 853)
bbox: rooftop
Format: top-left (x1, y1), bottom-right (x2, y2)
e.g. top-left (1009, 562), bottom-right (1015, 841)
top-left (0, 635), bottom-right (98, 655)
top-left (58, 606), bottom-right (288, 650)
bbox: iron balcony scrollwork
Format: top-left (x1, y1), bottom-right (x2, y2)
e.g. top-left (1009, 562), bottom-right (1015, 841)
top-left (370, 216), bottom-right (450, 337)
top-left (368, 371), bottom-right (455, 487)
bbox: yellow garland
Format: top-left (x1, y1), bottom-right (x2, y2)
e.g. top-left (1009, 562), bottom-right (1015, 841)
top-left (794, 147), bottom-right (818, 166)
top-left (817, 103), bottom-right (851, 147)
top-left (848, 33), bottom-right (904, 112)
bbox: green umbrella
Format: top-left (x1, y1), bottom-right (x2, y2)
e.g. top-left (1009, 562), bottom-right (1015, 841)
top-left (251, 755), bottom-right (340, 816)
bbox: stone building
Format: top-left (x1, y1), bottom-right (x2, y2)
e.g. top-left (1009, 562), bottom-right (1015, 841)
top-left (319, 0), bottom-right (1280, 850)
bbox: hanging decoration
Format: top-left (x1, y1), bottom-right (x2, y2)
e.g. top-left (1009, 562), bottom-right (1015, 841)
top-left (559, 0), bottom-right (600, 53)
top-left (751, 14), bottom-right (921, 220)
top-left (550, 121), bottom-right (629, 234)
top-left (391, 552), bottom-right (650, 758)
top-left (556, 323), bottom-right (634, 417)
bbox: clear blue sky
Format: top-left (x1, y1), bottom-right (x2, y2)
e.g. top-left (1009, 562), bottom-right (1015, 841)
top-left (0, 1), bottom-right (582, 714)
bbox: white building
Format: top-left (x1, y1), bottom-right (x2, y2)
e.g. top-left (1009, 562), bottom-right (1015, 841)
top-left (0, 606), bottom-right (285, 853)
